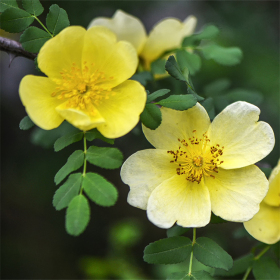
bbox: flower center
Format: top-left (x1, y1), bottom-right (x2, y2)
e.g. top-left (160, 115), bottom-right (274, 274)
top-left (51, 62), bottom-right (115, 115)
top-left (167, 131), bottom-right (224, 183)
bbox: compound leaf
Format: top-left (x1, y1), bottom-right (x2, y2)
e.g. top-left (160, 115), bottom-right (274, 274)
top-left (54, 131), bottom-right (83, 152)
top-left (85, 128), bottom-right (114, 144)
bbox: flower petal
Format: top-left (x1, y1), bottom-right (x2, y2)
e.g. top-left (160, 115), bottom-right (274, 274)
top-left (207, 101), bottom-right (275, 169)
top-left (147, 175), bottom-right (211, 228)
top-left (143, 103), bottom-right (210, 150)
top-left (205, 165), bottom-right (269, 222)
top-left (244, 202), bottom-right (280, 244)
top-left (19, 76), bottom-right (64, 129)
top-left (96, 80), bottom-right (146, 138)
top-left (88, 10), bottom-right (147, 54)
top-left (121, 149), bottom-right (177, 210)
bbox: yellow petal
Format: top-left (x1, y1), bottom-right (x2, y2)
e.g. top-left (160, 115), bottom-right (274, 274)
top-left (244, 202), bottom-right (280, 244)
top-left (38, 26), bottom-right (86, 79)
top-left (205, 165), bottom-right (269, 222)
top-left (182, 15), bottom-right (197, 36)
top-left (143, 103), bottom-right (210, 150)
top-left (147, 175), bottom-right (211, 228)
top-left (88, 10), bottom-right (147, 54)
top-left (121, 149), bottom-right (177, 210)
top-left (96, 80), bottom-right (146, 138)
top-left (82, 26), bottom-right (138, 88)
top-left (207, 101), bottom-right (275, 169)
top-left (264, 159), bottom-right (280, 206)
top-left (19, 75), bottom-right (64, 130)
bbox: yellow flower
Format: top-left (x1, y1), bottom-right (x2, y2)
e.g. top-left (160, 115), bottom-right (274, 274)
top-left (244, 160), bottom-right (280, 244)
top-left (19, 26), bottom-right (146, 138)
top-left (88, 10), bottom-right (197, 69)
top-left (121, 102), bottom-right (275, 228)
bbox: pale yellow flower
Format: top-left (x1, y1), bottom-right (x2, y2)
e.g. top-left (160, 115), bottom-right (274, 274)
top-left (19, 26), bottom-right (146, 138)
top-left (244, 160), bottom-right (280, 244)
top-left (121, 102), bottom-right (275, 228)
top-left (88, 10), bottom-right (197, 69)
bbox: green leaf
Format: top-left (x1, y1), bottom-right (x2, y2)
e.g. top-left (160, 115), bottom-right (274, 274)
top-left (201, 44), bottom-right (243, 66)
top-left (147, 89), bottom-right (170, 103)
top-left (201, 98), bottom-right (215, 120)
top-left (165, 55), bottom-right (187, 82)
top-left (46, 4), bottom-right (70, 36)
top-left (167, 270), bottom-right (216, 280)
top-left (143, 236), bottom-right (192, 264)
top-left (0, 0), bottom-right (19, 12)
top-left (226, 89), bottom-right (263, 105)
top-left (22, 0), bottom-right (43, 16)
top-left (85, 129), bottom-right (114, 144)
top-left (131, 71), bottom-right (153, 86)
top-left (204, 79), bottom-right (231, 97)
top-left (0, 7), bottom-right (34, 33)
top-left (253, 258), bottom-right (280, 280)
top-left (157, 95), bottom-right (197, 111)
top-left (193, 237), bottom-right (233, 270)
top-left (66, 194), bottom-right (90, 236)
top-left (20, 26), bottom-right (51, 53)
top-left (176, 50), bottom-right (201, 75)
top-left (260, 167), bottom-right (272, 178)
top-left (54, 131), bottom-right (83, 152)
top-left (167, 225), bottom-right (190, 238)
top-left (55, 150), bottom-right (84, 185)
top-left (140, 103), bottom-right (162, 130)
top-left (86, 146), bottom-right (123, 169)
top-left (210, 212), bottom-right (227, 224)
top-left (53, 173), bottom-right (82, 210)
top-left (83, 172), bottom-right (118, 206)
top-left (151, 58), bottom-right (166, 75)
top-left (19, 115), bottom-right (35, 130)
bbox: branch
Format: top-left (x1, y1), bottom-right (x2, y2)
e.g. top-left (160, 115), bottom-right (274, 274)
top-left (0, 36), bottom-right (37, 61)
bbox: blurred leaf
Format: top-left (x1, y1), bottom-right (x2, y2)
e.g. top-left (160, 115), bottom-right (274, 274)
top-left (0, 7), bottom-right (34, 33)
top-left (194, 237), bottom-right (233, 270)
top-left (167, 225), bottom-right (190, 238)
top-left (55, 150), bottom-right (84, 185)
top-left (226, 89), bottom-right (263, 105)
top-left (233, 226), bottom-right (251, 239)
top-left (191, 271), bottom-right (216, 280)
top-left (140, 103), bottom-right (162, 130)
top-left (204, 79), bottom-right (231, 97)
top-left (22, 0), bottom-right (43, 16)
top-left (143, 236), bottom-right (192, 264)
top-left (83, 172), bottom-right (118, 206)
top-left (210, 212), bottom-right (227, 224)
top-left (176, 49), bottom-right (201, 75)
top-left (54, 131), bottom-right (83, 152)
top-left (19, 115), bottom-right (34, 130)
top-left (260, 167), bottom-right (272, 178)
top-left (157, 95), bottom-right (197, 111)
top-left (147, 89), bottom-right (170, 103)
top-left (46, 4), bottom-right (70, 36)
top-left (189, 89), bottom-right (204, 102)
top-left (0, 0), bottom-right (19, 12)
top-left (165, 55), bottom-right (187, 83)
top-left (212, 95), bottom-right (230, 112)
top-left (131, 71), bottom-right (152, 86)
top-left (201, 98), bottom-right (215, 120)
top-left (167, 271), bottom-right (189, 280)
top-left (85, 128), bottom-right (114, 144)
top-left (66, 194), bottom-right (90, 236)
top-left (53, 173), bottom-right (82, 210)
top-left (20, 26), bottom-right (51, 53)
top-left (151, 58), bottom-right (166, 75)
top-left (253, 258), bottom-right (280, 280)
top-left (86, 146), bottom-right (123, 169)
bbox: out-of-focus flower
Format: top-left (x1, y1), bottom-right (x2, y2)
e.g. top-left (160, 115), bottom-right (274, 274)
top-left (19, 26), bottom-right (146, 138)
top-left (121, 102), bottom-right (275, 228)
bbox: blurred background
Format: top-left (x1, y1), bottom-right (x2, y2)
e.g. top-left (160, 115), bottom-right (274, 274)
top-left (1, 1), bottom-right (279, 279)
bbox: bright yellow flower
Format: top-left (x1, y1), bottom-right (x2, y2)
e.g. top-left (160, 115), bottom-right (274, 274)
top-left (88, 10), bottom-right (197, 69)
top-left (244, 160), bottom-right (280, 244)
top-left (19, 26), bottom-right (146, 138)
top-left (121, 102), bottom-right (275, 228)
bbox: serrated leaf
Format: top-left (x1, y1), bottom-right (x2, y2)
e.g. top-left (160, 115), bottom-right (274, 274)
top-left (66, 194), bottom-right (90, 236)
top-left (151, 58), bottom-right (166, 75)
top-left (146, 89), bottom-right (170, 103)
top-left (46, 4), bottom-right (70, 36)
top-left (0, 0), bottom-right (18, 12)
top-left (202, 98), bottom-right (215, 120)
top-left (55, 150), bottom-right (84, 185)
top-left (167, 225), bottom-right (190, 238)
top-left (131, 71), bottom-right (153, 86)
top-left (85, 129), bottom-right (114, 144)
top-left (157, 95), bottom-right (197, 111)
top-left (253, 258), bottom-right (280, 280)
top-left (86, 146), bottom-right (123, 169)
top-left (143, 236), bottom-right (192, 264)
top-left (201, 44), bottom-right (242, 66)
top-left (54, 131), bottom-right (83, 152)
top-left (176, 50), bottom-right (201, 75)
top-left (22, 0), bottom-right (43, 16)
top-left (140, 103), bottom-right (162, 130)
top-left (83, 172), bottom-right (118, 206)
top-left (19, 115), bottom-right (35, 130)
top-left (204, 79), bottom-right (231, 97)
top-left (0, 7), bottom-right (34, 33)
top-left (167, 270), bottom-right (216, 280)
top-left (20, 26), bottom-right (51, 53)
top-left (165, 55), bottom-right (187, 82)
top-left (194, 237), bottom-right (233, 270)
top-left (53, 173), bottom-right (82, 210)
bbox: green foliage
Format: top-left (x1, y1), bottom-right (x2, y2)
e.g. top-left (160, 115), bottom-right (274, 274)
top-left (201, 98), bottom-right (215, 120)
top-left (0, 7), bottom-right (34, 33)
top-left (83, 172), bottom-right (118, 207)
top-left (55, 150), bottom-right (84, 185)
top-left (151, 58), bottom-right (166, 75)
top-left (252, 258), bottom-right (280, 280)
top-left (85, 129), bottom-right (114, 144)
top-left (165, 55), bottom-right (188, 83)
top-left (146, 89), bottom-right (170, 103)
top-left (226, 89), bottom-right (263, 105)
top-left (131, 71), bottom-right (153, 86)
top-left (204, 79), bottom-right (231, 97)
top-left (86, 146), bottom-right (123, 169)
top-left (19, 115), bottom-right (34, 130)
top-left (0, 0), bottom-right (18, 12)
top-left (143, 236), bottom-right (192, 264)
top-left (210, 212), bottom-right (227, 224)
top-left (54, 131), bottom-right (83, 152)
top-left (260, 167), bottom-right (272, 178)
top-left (22, 0), bottom-right (43, 16)
top-left (46, 4), bottom-right (70, 36)
top-left (140, 103), bottom-right (162, 130)
top-left (157, 95), bottom-right (197, 111)
top-left (176, 50), bottom-right (201, 75)
top-left (167, 270), bottom-right (215, 280)
top-left (20, 26), bottom-right (51, 53)
top-left (53, 173), bottom-right (82, 210)
top-left (193, 237), bottom-right (233, 270)
top-left (166, 225), bottom-right (190, 238)
top-left (66, 194), bottom-right (90, 236)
